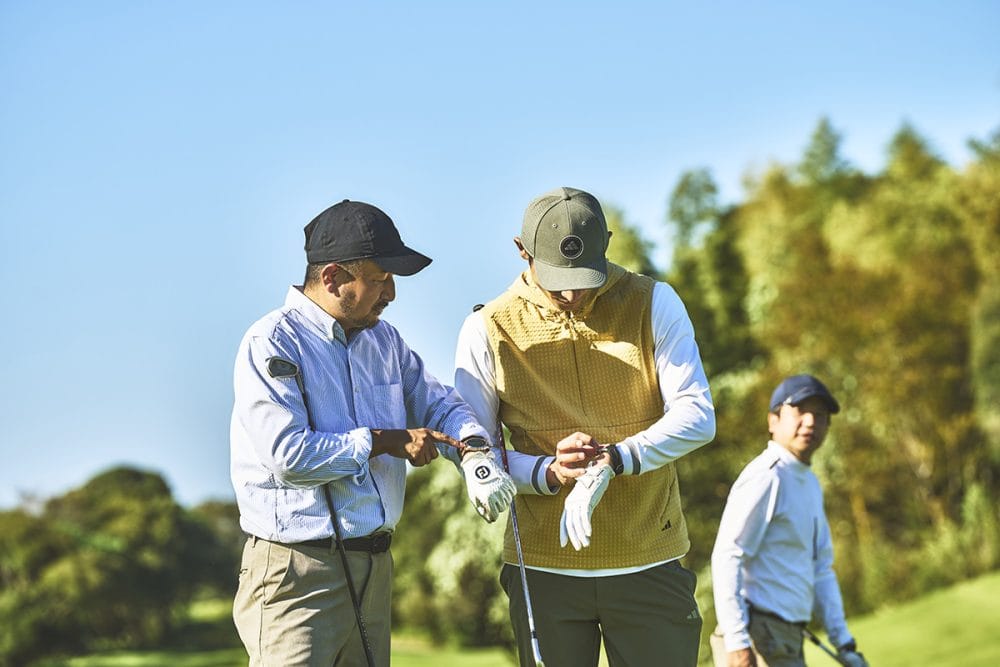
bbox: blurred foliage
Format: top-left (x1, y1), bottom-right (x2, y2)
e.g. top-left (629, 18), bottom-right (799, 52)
top-left (0, 468), bottom-right (236, 666)
top-left (392, 462), bottom-right (512, 649)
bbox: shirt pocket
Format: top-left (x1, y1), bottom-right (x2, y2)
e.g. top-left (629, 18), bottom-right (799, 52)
top-left (368, 382), bottom-right (406, 429)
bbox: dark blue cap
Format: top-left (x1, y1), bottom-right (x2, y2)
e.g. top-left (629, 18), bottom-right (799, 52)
top-left (769, 374), bottom-right (840, 414)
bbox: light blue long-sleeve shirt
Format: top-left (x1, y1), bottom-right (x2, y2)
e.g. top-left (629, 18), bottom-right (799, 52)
top-left (711, 441), bottom-right (853, 651)
top-left (230, 286), bottom-right (487, 543)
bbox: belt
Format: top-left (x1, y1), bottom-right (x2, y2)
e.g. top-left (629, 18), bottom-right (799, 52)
top-left (749, 604), bottom-right (805, 627)
top-left (293, 532), bottom-right (392, 553)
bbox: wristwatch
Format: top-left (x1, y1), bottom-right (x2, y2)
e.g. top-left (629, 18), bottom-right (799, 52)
top-left (461, 436), bottom-right (491, 457)
top-left (602, 444), bottom-right (625, 475)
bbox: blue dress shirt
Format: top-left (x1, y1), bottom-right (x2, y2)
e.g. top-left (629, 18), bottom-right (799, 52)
top-left (231, 286), bottom-right (487, 543)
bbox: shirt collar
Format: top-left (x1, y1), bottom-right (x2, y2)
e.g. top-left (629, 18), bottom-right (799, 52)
top-left (284, 286), bottom-right (348, 344)
top-left (767, 440), bottom-right (810, 470)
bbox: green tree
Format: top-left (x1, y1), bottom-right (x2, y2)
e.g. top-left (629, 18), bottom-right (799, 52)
top-left (602, 202), bottom-right (658, 277)
top-left (0, 467), bottom-right (226, 665)
top-left (392, 461), bottom-right (511, 647)
top-left (958, 127), bottom-right (1000, 457)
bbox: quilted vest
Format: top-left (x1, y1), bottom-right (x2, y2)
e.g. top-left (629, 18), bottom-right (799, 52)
top-left (479, 264), bottom-right (690, 568)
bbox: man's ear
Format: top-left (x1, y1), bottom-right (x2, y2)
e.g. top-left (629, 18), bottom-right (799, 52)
top-left (321, 263), bottom-right (352, 293)
top-left (513, 237), bottom-right (531, 261)
top-left (767, 411), bottom-right (779, 435)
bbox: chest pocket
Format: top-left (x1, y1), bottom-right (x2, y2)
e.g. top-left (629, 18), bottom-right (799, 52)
top-left (366, 382), bottom-right (406, 429)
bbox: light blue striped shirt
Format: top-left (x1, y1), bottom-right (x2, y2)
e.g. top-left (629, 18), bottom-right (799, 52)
top-left (231, 286), bottom-right (488, 543)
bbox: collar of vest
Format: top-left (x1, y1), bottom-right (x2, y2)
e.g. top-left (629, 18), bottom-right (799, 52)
top-left (510, 263), bottom-right (627, 317)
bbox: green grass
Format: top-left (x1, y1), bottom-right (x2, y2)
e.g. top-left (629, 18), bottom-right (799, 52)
top-left (803, 570), bottom-right (1000, 667)
top-left (40, 634), bottom-right (513, 667)
top-left (38, 571), bottom-right (1000, 666)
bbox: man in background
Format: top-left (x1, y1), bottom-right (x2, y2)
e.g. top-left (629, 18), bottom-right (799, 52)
top-left (711, 374), bottom-right (868, 667)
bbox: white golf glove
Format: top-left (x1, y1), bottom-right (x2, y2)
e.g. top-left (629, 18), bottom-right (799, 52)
top-left (837, 650), bottom-right (869, 667)
top-left (559, 461), bottom-right (615, 550)
top-left (460, 450), bottom-right (515, 523)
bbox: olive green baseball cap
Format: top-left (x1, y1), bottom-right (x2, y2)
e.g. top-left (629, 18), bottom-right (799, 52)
top-left (520, 187), bottom-right (609, 291)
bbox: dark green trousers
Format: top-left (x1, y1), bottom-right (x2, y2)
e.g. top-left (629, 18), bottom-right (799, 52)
top-left (500, 560), bottom-right (702, 667)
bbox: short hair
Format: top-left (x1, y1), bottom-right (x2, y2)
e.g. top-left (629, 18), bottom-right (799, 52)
top-left (303, 259), bottom-right (368, 288)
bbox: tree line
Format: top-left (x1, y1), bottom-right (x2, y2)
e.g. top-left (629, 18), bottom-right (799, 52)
top-left (2, 118), bottom-right (997, 664)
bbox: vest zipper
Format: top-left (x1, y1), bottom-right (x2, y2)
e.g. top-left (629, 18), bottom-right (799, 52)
top-left (565, 311), bottom-right (587, 414)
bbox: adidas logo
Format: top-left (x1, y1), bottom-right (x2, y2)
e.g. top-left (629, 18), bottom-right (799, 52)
top-left (686, 609), bottom-right (701, 621)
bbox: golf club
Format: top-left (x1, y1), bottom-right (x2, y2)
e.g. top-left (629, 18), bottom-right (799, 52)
top-left (803, 627), bottom-right (846, 666)
top-left (497, 429), bottom-right (546, 667)
top-left (267, 357), bottom-right (377, 667)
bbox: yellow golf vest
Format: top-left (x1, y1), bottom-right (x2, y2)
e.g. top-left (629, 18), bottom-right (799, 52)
top-left (480, 264), bottom-right (691, 568)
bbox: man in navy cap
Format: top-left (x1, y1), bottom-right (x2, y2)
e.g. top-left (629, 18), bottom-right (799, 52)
top-left (710, 374), bottom-right (868, 667)
top-left (230, 200), bottom-right (515, 666)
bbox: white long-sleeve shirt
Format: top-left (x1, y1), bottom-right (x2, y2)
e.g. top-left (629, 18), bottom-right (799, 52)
top-left (231, 286), bottom-right (487, 544)
top-left (454, 278), bottom-right (715, 575)
top-left (711, 441), bottom-right (853, 652)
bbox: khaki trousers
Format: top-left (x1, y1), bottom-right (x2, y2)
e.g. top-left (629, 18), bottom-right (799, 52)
top-left (710, 611), bottom-right (806, 667)
top-left (501, 561), bottom-right (702, 667)
top-left (233, 536), bottom-right (393, 667)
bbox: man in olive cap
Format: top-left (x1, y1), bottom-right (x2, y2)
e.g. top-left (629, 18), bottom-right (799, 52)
top-left (711, 374), bottom-right (868, 667)
top-left (231, 199), bottom-right (515, 666)
top-left (455, 187), bottom-right (716, 666)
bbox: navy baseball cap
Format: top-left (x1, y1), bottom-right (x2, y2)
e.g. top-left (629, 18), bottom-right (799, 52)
top-left (769, 374), bottom-right (840, 414)
top-left (304, 200), bottom-right (432, 276)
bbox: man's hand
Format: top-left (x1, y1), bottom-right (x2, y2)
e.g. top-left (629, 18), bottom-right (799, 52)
top-left (559, 459), bottom-right (614, 550)
top-left (370, 428), bottom-right (460, 466)
top-left (837, 649), bottom-right (869, 667)
top-left (460, 450), bottom-right (516, 522)
top-left (727, 648), bottom-right (756, 667)
top-left (546, 432), bottom-right (604, 487)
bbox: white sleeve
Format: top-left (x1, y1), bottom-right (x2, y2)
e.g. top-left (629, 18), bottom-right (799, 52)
top-left (454, 311), bottom-right (557, 495)
top-left (614, 281), bottom-right (716, 475)
top-left (812, 511), bottom-right (853, 649)
top-left (711, 466), bottom-right (780, 652)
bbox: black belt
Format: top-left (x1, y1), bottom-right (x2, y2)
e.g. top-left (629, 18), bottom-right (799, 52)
top-left (749, 604), bottom-right (805, 627)
top-left (292, 532), bottom-right (392, 553)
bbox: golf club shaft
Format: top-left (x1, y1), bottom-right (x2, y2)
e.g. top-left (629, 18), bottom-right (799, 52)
top-left (324, 486), bottom-right (377, 667)
top-left (803, 627), bottom-right (846, 666)
top-left (298, 373), bottom-right (377, 667)
top-left (498, 433), bottom-right (545, 667)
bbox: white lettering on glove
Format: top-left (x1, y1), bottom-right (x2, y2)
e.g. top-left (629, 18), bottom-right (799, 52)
top-left (460, 450), bottom-right (516, 523)
top-left (559, 461), bottom-right (614, 550)
top-left (837, 651), bottom-right (869, 667)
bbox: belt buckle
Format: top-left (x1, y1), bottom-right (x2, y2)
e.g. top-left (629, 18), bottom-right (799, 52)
top-left (371, 532), bottom-right (391, 553)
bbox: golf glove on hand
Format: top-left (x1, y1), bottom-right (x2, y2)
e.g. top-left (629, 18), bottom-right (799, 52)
top-left (559, 461), bottom-right (615, 550)
top-left (460, 450), bottom-right (515, 523)
top-left (837, 650), bottom-right (868, 667)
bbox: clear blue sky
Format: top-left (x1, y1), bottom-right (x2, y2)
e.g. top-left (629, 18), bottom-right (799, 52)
top-left (1, 1), bottom-right (997, 508)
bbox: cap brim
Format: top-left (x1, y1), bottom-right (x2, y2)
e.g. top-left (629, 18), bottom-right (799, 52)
top-left (372, 247), bottom-right (432, 276)
top-left (785, 388), bottom-right (841, 414)
top-left (532, 257), bottom-right (607, 291)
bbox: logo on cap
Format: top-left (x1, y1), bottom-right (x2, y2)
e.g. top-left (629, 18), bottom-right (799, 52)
top-left (559, 235), bottom-right (584, 259)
